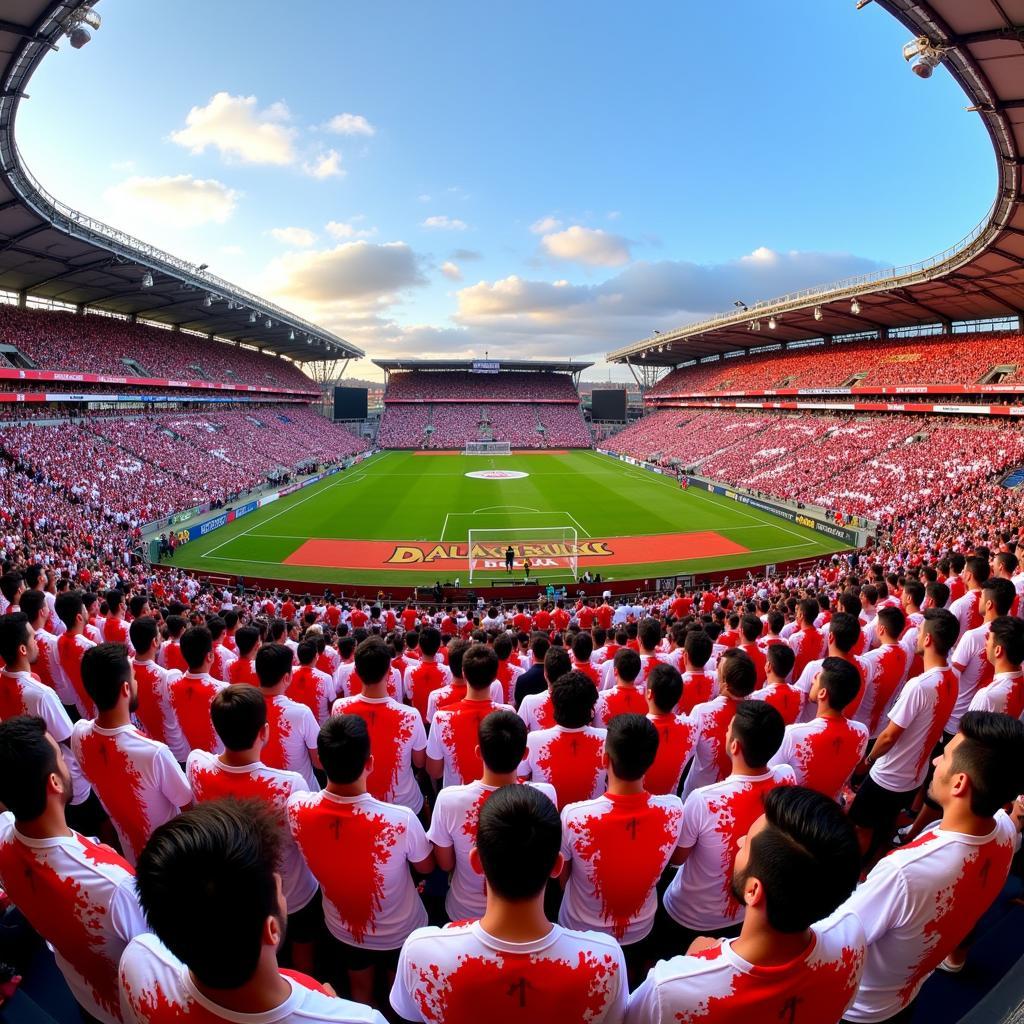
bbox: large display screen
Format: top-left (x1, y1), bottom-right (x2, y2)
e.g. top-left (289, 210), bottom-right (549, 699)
top-left (591, 388), bottom-right (627, 421)
top-left (332, 386), bottom-right (368, 420)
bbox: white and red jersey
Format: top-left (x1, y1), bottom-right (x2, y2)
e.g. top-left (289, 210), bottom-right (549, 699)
top-left (870, 665), bottom-right (959, 794)
top-left (227, 655), bottom-right (259, 687)
top-left (426, 698), bottom-right (514, 788)
top-left (426, 779), bottom-right (557, 921)
top-left (32, 625), bottom-right (69, 702)
top-left (665, 766), bottom-right (796, 931)
top-left (788, 625), bottom-right (826, 680)
top-left (749, 681), bottom-right (802, 726)
top-left (645, 712), bottom-right (696, 796)
top-left (518, 689), bottom-right (556, 732)
top-left (102, 616), bottom-right (131, 650)
top-left (947, 622), bottom-right (993, 735)
top-left (57, 631), bottom-right (96, 718)
top-left (390, 920), bottom-right (628, 1024)
top-left (794, 656), bottom-right (870, 725)
top-left (495, 658), bottom-right (523, 704)
top-left (335, 661), bottom-right (402, 702)
top-left (209, 642), bottom-right (237, 682)
top-left (287, 790), bottom-right (430, 950)
top-left (71, 721), bottom-right (190, 865)
top-left (679, 695), bottom-right (744, 801)
top-left (968, 670), bottom-right (1024, 719)
top-left (949, 588), bottom-right (984, 636)
top-left (0, 668), bottom-right (90, 804)
top-left (402, 657), bottom-right (453, 721)
top-left (119, 933), bottom-right (383, 1024)
top-left (131, 659), bottom-right (189, 763)
top-left (168, 671), bottom-right (227, 754)
top-left (157, 638), bottom-right (187, 675)
top-left (0, 816), bottom-right (147, 1024)
top-left (287, 663), bottom-right (337, 724)
top-left (678, 670), bottom-right (715, 716)
top-left (332, 695), bottom-right (427, 813)
top-left (520, 724), bottom-right (607, 810)
top-left (425, 680), bottom-right (503, 723)
top-left (593, 684), bottom-right (648, 727)
top-left (262, 693), bottom-right (320, 790)
top-left (856, 643), bottom-right (912, 738)
top-left (560, 791), bottom-right (683, 944)
top-left (624, 911), bottom-right (866, 1024)
top-left (186, 751), bottom-right (317, 915)
top-left (839, 812), bottom-right (1019, 1023)
top-left (770, 716), bottom-right (869, 801)
top-left (737, 642), bottom-right (767, 686)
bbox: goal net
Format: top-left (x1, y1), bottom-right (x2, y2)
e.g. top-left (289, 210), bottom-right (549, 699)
top-left (465, 440), bottom-right (511, 455)
top-left (467, 527), bottom-right (579, 583)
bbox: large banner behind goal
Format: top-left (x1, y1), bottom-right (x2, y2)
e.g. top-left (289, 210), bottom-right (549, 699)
top-left (467, 527), bottom-right (579, 582)
top-left (465, 441), bottom-right (511, 455)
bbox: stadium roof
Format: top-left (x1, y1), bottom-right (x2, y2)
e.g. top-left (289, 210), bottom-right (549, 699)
top-left (373, 358), bottom-right (593, 373)
top-left (0, 2), bottom-right (362, 363)
top-left (608, 0), bottom-right (1024, 367)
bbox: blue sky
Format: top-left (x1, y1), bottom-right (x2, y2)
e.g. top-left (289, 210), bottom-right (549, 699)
top-left (18, 0), bottom-right (993, 379)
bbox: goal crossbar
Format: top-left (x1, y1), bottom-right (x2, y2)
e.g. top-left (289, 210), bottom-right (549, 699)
top-left (467, 526), bottom-right (578, 582)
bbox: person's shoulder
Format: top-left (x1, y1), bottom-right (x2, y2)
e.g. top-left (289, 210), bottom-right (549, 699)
top-left (556, 924), bottom-right (627, 961)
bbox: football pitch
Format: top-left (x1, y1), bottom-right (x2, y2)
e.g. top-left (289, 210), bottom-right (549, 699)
top-left (172, 450), bottom-right (848, 587)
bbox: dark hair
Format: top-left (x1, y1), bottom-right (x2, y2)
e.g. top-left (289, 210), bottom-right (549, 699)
top-left (720, 648), bottom-right (757, 697)
top-left (740, 616), bottom-right (761, 643)
top-left (254, 643), bottom-right (293, 689)
top-left (731, 699), bottom-right (784, 768)
top-left (353, 638), bottom-right (391, 686)
top-left (875, 606), bottom-right (906, 641)
top-left (741, 786), bottom-right (860, 932)
top-left (531, 633), bottom-right (551, 659)
top-left (134, 800), bottom-right (282, 989)
top-left (180, 626), bottom-right (213, 672)
top-left (926, 581), bottom-right (950, 613)
top-left (983, 577), bottom-right (1017, 617)
top-left (613, 647), bottom-right (641, 684)
top-left (827, 612), bottom-right (860, 654)
top-left (165, 614), bottom-right (187, 639)
top-left (684, 629), bottom-right (713, 668)
top-left (478, 710), bottom-right (528, 773)
top-left (572, 632), bottom-right (593, 661)
top-left (54, 590), bottom-right (84, 631)
top-left (798, 599), bottom-right (819, 624)
top-left (296, 640), bottom-right (317, 666)
top-left (543, 644), bottom-right (572, 684)
top-left (0, 572), bottom-right (23, 604)
top-left (921, 607), bottom-right (960, 658)
top-left (638, 617), bottom-right (661, 652)
top-left (19, 589), bottom-right (46, 626)
top-left (953, 712), bottom-right (1024, 816)
top-left (966, 555), bottom-right (990, 585)
top-left (235, 625), bottom-right (261, 657)
top-left (317, 714), bottom-right (371, 785)
top-left (903, 580), bottom-right (925, 609)
top-left (648, 662), bottom-right (683, 713)
top-left (0, 715), bottom-right (58, 819)
top-left (0, 612), bottom-right (32, 666)
top-left (211, 685), bottom-right (267, 751)
top-left (129, 615), bottom-right (160, 657)
top-left (818, 657), bottom-right (861, 713)
top-left (766, 642), bottom-right (795, 680)
top-left (550, 670), bottom-right (598, 728)
top-left (463, 643), bottom-right (499, 690)
top-left (475, 785), bottom-right (561, 901)
top-left (80, 642), bottom-right (132, 712)
top-left (605, 714), bottom-right (659, 781)
top-left (988, 615), bottom-right (1024, 667)
top-left (493, 634), bottom-right (513, 660)
top-left (419, 626), bottom-right (442, 657)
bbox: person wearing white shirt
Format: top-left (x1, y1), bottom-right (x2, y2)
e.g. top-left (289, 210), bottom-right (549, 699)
top-left (968, 615), bottom-right (1024, 718)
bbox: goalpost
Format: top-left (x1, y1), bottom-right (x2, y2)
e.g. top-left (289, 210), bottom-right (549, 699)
top-left (467, 526), bottom-right (579, 583)
top-left (465, 440), bottom-right (511, 455)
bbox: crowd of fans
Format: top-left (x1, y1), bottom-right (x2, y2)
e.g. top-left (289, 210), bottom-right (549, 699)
top-left (384, 369), bottom-right (581, 401)
top-left (1, 554), bottom-right (1023, 1022)
top-left (649, 331), bottom-right (1024, 395)
top-left (0, 305), bottom-right (317, 392)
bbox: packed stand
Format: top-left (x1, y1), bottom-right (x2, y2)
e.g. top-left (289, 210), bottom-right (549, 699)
top-left (384, 369), bottom-right (581, 401)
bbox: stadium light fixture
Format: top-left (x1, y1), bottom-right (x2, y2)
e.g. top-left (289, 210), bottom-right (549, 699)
top-left (768, 316), bottom-right (777, 330)
top-left (749, 320), bottom-right (760, 332)
top-left (203, 294), bottom-right (214, 307)
top-left (248, 311), bottom-right (257, 323)
top-left (289, 329), bottom-right (296, 341)
top-left (197, 263), bottom-right (209, 272)
top-left (265, 318), bottom-right (273, 328)
top-left (67, 7), bottom-right (100, 48)
top-left (140, 272), bottom-right (154, 289)
top-left (733, 299), bottom-right (748, 310)
top-left (903, 36), bottom-right (944, 79)
top-left (851, 298), bottom-right (861, 315)
top-left (814, 306), bottom-right (823, 321)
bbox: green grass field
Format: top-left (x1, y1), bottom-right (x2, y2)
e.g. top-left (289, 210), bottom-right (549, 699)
top-left (171, 450), bottom-right (847, 586)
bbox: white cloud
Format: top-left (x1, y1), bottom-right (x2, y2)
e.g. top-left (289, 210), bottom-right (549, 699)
top-left (263, 240), bottom-right (425, 304)
top-left (270, 226), bottom-right (317, 247)
top-left (440, 261), bottom-right (462, 281)
top-left (303, 149), bottom-right (344, 179)
top-left (541, 225), bottom-right (631, 267)
top-left (170, 92), bottom-right (295, 165)
top-left (417, 194), bottom-right (432, 203)
top-left (530, 216), bottom-right (562, 235)
top-left (325, 113), bottom-right (376, 136)
top-left (325, 219), bottom-right (377, 240)
top-left (104, 174), bottom-right (238, 228)
top-left (422, 215), bottom-right (468, 231)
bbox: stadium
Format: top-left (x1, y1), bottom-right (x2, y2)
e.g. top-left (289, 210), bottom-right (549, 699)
top-left (3, 1), bottom-right (1024, 1023)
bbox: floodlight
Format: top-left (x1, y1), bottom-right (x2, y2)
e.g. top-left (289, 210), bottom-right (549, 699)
top-left (68, 25), bottom-right (91, 47)
top-left (750, 320), bottom-right (760, 332)
top-left (249, 311), bottom-right (257, 323)
top-left (197, 263), bottom-right (209, 272)
top-left (265, 318), bottom-right (273, 328)
top-left (851, 299), bottom-right (861, 315)
top-left (903, 36), bottom-right (943, 79)
top-left (289, 329), bottom-right (296, 341)
top-left (768, 316), bottom-right (777, 330)
top-left (141, 272), bottom-right (154, 288)
top-left (203, 294), bottom-right (213, 307)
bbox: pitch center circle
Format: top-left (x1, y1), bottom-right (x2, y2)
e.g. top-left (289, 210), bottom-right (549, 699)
top-left (464, 470), bottom-right (529, 480)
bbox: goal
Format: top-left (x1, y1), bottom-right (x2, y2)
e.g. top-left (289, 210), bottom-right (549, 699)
top-left (465, 440), bottom-right (511, 455)
top-left (467, 527), bottom-right (579, 583)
